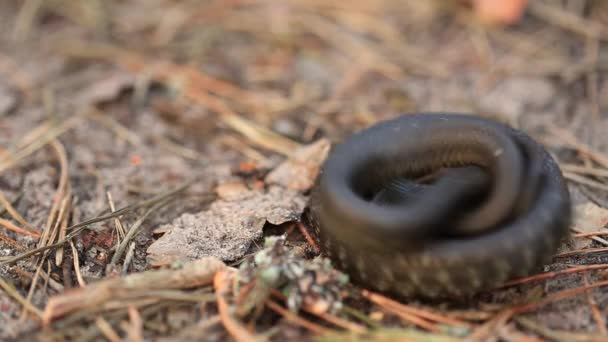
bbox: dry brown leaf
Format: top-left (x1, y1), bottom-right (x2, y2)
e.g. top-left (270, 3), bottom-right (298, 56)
top-left (146, 186), bottom-right (306, 266)
top-left (147, 140), bottom-right (329, 266)
top-left (265, 138), bottom-right (330, 191)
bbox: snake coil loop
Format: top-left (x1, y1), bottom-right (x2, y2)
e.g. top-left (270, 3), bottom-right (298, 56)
top-left (309, 113), bottom-right (571, 298)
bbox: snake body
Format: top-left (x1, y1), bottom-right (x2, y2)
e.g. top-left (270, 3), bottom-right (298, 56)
top-left (309, 113), bottom-right (571, 298)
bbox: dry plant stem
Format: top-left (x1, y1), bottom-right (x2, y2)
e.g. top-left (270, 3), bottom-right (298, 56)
top-left (125, 306), bottom-right (144, 342)
top-left (0, 53), bottom-right (34, 96)
top-left (554, 246), bottom-right (608, 258)
top-left (509, 279), bottom-right (608, 315)
top-left (297, 222), bottom-right (320, 254)
top-left (269, 289), bottom-right (366, 334)
top-left (469, 309), bottom-right (513, 341)
top-left (153, 135), bottom-right (205, 161)
top-left (265, 299), bottom-right (331, 335)
top-left (313, 310), bottom-right (367, 334)
top-left (38, 139), bottom-right (70, 250)
top-left (362, 290), bottom-right (470, 329)
top-left (20, 257), bottom-right (47, 322)
top-left (0, 191), bottom-right (37, 233)
top-left (0, 278), bottom-right (44, 320)
top-left (563, 172), bottom-right (608, 192)
top-left (516, 316), bottom-right (608, 341)
top-left (70, 239), bottom-right (86, 287)
top-left (15, 121), bottom-right (51, 150)
top-left (0, 116), bottom-right (81, 175)
top-left (572, 227), bottom-right (608, 246)
top-left (54, 190), bottom-right (72, 266)
top-left (87, 108), bottom-right (142, 146)
top-left (0, 218), bottom-right (40, 237)
top-left (583, 273), bottom-right (607, 335)
top-left (0, 178), bottom-right (196, 265)
top-left (220, 113), bottom-right (300, 156)
top-left (214, 270), bottom-right (263, 342)
top-left (574, 231), bottom-right (608, 237)
top-left (107, 191), bottom-right (126, 243)
top-left (122, 242), bottom-right (136, 274)
top-left (501, 264), bottom-right (608, 287)
top-left (13, 266), bottom-right (64, 292)
top-left (548, 125), bottom-right (608, 169)
top-left (12, 0), bottom-right (43, 41)
top-left (43, 256), bottom-right (225, 324)
top-left (109, 197), bottom-right (172, 266)
top-left (559, 163), bottom-right (608, 178)
top-left (96, 317), bottom-right (122, 342)
top-left (0, 232), bottom-right (27, 250)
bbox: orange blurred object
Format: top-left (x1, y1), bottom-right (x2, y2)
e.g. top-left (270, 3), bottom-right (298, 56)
top-left (472, 0), bottom-right (529, 25)
top-left (129, 154), bottom-right (142, 166)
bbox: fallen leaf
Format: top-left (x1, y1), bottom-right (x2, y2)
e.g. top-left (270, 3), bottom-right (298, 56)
top-left (147, 140), bottom-right (329, 266)
top-left (146, 186), bottom-right (307, 266)
top-left (265, 138), bottom-right (330, 191)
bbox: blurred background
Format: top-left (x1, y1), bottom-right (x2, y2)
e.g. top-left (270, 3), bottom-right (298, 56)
top-left (1, 0), bottom-right (606, 146)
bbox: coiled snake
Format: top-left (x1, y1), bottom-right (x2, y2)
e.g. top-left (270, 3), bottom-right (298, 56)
top-left (309, 113), bottom-right (571, 298)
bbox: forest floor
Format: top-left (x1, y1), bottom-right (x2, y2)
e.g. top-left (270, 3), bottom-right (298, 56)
top-left (1, 0), bottom-right (608, 341)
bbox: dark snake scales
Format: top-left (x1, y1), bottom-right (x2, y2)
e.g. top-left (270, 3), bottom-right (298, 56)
top-left (308, 113), bottom-right (571, 298)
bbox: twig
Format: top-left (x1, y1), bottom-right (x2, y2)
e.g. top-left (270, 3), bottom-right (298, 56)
top-left (297, 222), bottom-right (320, 254)
top-left (554, 246), bottom-right (608, 258)
top-left (511, 279), bottom-right (608, 314)
top-left (573, 231), bottom-right (608, 238)
top-left (12, 266), bottom-right (63, 292)
top-left (70, 240), bottom-right (86, 287)
top-left (501, 264), bottom-right (608, 287)
top-left (122, 242), bottom-right (136, 275)
top-left (270, 289), bottom-right (366, 334)
top-left (0, 232), bottom-right (27, 250)
top-left (0, 116), bottom-right (81, 175)
top-left (583, 273), bottom-right (607, 335)
top-left (361, 290), bottom-right (440, 333)
top-left (572, 227), bottom-right (608, 246)
top-left (12, 0), bottom-right (43, 41)
top-left (43, 257), bottom-right (224, 324)
top-left (0, 218), bottom-right (40, 238)
top-left (124, 306), bottom-right (144, 342)
top-left (516, 316), bottom-right (608, 341)
top-left (221, 113), bottom-right (300, 156)
top-left (107, 191), bottom-right (126, 244)
top-left (96, 317), bottom-right (122, 342)
top-left (0, 191), bottom-right (37, 233)
top-left (0, 278), bottom-right (44, 319)
top-left (564, 172), bottom-right (608, 192)
top-left (265, 299), bottom-right (331, 335)
top-left (108, 196), bottom-right (173, 267)
top-left (362, 290), bottom-right (470, 329)
top-left (214, 270), bottom-right (263, 342)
